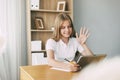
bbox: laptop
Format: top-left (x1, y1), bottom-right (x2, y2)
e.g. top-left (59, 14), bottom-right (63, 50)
top-left (73, 51), bottom-right (106, 68)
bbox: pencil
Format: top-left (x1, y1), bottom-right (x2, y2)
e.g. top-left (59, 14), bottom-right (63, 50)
top-left (64, 58), bottom-right (75, 65)
top-left (64, 58), bottom-right (70, 62)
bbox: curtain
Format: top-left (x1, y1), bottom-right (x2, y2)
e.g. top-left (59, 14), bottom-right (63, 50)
top-left (0, 0), bottom-right (27, 80)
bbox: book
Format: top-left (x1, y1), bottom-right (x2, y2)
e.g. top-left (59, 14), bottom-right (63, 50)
top-left (73, 51), bottom-right (83, 63)
top-left (73, 51), bottom-right (106, 68)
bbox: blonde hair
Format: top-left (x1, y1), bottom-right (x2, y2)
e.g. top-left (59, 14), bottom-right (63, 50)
top-left (52, 13), bottom-right (76, 41)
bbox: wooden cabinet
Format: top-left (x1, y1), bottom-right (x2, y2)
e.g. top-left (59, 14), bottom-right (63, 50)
top-left (26, 0), bottom-right (73, 65)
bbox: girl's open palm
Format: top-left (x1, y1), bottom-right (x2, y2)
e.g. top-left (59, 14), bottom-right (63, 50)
top-left (76, 27), bottom-right (90, 44)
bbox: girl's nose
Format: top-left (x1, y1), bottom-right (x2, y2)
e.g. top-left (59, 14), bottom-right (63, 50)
top-left (65, 26), bottom-right (69, 31)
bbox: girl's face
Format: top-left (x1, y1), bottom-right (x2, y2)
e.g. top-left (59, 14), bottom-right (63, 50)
top-left (60, 20), bottom-right (72, 39)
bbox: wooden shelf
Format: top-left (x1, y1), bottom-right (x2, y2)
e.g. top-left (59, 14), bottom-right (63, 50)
top-left (31, 9), bottom-right (71, 13)
top-left (32, 50), bottom-right (46, 53)
top-left (31, 29), bottom-right (53, 32)
top-left (26, 0), bottom-right (73, 65)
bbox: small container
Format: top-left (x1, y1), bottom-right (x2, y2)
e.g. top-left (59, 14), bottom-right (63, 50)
top-left (31, 40), bottom-right (42, 51)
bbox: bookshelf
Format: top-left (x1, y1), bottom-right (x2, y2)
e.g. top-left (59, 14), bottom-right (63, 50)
top-left (26, 0), bottom-right (73, 65)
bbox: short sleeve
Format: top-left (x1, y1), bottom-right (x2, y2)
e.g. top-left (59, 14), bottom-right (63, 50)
top-left (45, 39), bottom-right (56, 51)
top-left (77, 44), bottom-right (84, 53)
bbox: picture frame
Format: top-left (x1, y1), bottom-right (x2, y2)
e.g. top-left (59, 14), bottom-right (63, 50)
top-left (57, 1), bottom-right (66, 11)
top-left (35, 18), bottom-right (44, 29)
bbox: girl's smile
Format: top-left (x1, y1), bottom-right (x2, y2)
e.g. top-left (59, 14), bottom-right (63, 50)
top-left (60, 20), bottom-right (72, 38)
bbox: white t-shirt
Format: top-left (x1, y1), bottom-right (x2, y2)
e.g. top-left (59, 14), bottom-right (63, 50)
top-left (46, 37), bottom-right (84, 62)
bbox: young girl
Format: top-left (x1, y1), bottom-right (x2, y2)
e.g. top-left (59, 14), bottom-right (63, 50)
top-left (46, 13), bottom-right (93, 72)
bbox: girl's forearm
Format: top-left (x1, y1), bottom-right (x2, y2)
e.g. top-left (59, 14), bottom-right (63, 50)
top-left (81, 43), bottom-right (94, 56)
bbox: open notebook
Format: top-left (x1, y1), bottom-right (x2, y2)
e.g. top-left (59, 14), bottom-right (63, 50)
top-left (51, 52), bottom-right (106, 72)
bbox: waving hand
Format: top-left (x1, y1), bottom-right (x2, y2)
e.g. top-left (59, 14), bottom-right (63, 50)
top-left (76, 27), bottom-right (90, 45)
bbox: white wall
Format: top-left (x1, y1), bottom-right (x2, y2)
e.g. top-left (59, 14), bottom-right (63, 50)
top-left (21, 0), bottom-right (27, 66)
top-left (74, 0), bottom-right (120, 58)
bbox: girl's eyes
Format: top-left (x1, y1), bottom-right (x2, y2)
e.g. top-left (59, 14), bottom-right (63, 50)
top-left (61, 26), bottom-right (71, 29)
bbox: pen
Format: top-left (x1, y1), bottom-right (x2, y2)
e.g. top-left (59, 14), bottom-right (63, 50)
top-left (64, 58), bottom-right (75, 65)
top-left (64, 58), bottom-right (71, 62)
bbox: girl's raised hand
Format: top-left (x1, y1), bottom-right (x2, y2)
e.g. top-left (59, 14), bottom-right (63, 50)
top-left (76, 27), bottom-right (90, 45)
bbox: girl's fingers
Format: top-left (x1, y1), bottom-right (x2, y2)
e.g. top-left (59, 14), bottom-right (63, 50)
top-left (76, 33), bottom-right (78, 39)
top-left (86, 33), bottom-right (90, 38)
top-left (83, 27), bottom-right (86, 34)
top-left (85, 28), bottom-right (89, 36)
top-left (80, 27), bottom-right (83, 35)
top-left (80, 27), bottom-right (89, 35)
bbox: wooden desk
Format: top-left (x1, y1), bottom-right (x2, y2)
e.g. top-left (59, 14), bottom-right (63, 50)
top-left (20, 65), bottom-right (79, 80)
top-left (20, 54), bottom-right (106, 80)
